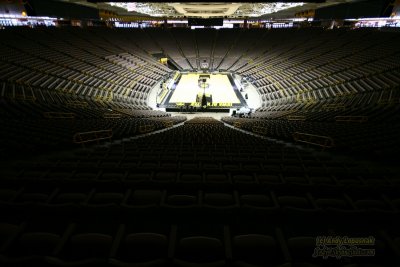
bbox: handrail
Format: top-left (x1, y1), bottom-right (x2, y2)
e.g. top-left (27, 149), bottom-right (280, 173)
top-left (139, 124), bottom-right (155, 133)
top-left (15, 94), bottom-right (36, 101)
top-left (335, 116), bottom-right (368, 122)
top-left (163, 121), bottom-right (173, 128)
top-left (287, 115), bottom-right (306, 121)
top-left (378, 99), bottom-right (400, 105)
top-left (185, 118), bottom-right (223, 124)
top-left (113, 109), bottom-right (134, 117)
top-left (252, 126), bottom-right (268, 135)
top-left (43, 112), bottom-right (75, 119)
top-left (66, 101), bottom-right (88, 108)
top-left (73, 129), bottom-right (113, 144)
top-left (274, 110), bottom-right (299, 119)
top-left (103, 113), bottom-right (122, 119)
top-left (150, 118), bottom-right (174, 127)
top-left (293, 132), bottom-right (334, 150)
top-left (322, 104), bottom-right (346, 111)
top-left (233, 121), bottom-right (242, 128)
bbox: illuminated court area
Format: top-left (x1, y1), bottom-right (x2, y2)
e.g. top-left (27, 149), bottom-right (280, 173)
top-left (169, 73), bottom-right (240, 104)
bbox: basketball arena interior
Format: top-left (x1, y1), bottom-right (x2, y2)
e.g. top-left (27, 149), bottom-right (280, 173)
top-left (0, 0), bottom-right (400, 266)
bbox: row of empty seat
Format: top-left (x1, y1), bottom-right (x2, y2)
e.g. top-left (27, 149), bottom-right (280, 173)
top-left (1, 115), bottom-right (399, 266)
top-left (1, 218), bottom-right (397, 267)
top-left (0, 98), bottom-right (186, 158)
top-left (0, 27), bottom-right (172, 107)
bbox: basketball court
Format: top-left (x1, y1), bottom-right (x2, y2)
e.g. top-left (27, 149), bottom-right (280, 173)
top-left (169, 73), bottom-right (240, 104)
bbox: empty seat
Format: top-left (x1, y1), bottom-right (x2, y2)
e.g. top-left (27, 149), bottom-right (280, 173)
top-left (153, 172), bottom-right (177, 184)
top-left (123, 190), bottom-right (163, 209)
top-left (88, 192), bottom-right (125, 206)
top-left (0, 222), bottom-right (22, 248)
top-left (205, 173), bottom-right (231, 184)
top-left (179, 173), bottom-right (203, 184)
top-left (204, 193), bottom-right (236, 207)
top-left (232, 234), bottom-right (281, 266)
top-left (174, 236), bottom-right (225, 266)
top-left (111, 232), bottom-right (169, 266)
top-left (287, 236), bottom-right (317, 264)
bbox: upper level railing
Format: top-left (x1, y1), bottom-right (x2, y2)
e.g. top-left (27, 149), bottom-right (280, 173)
top-left (43, 112), bottom-right (76, 119)
top-left (73, 130), bottom-right (113, 145)
top-left (293, 132), bottom-right (334, 150)
top-left (335, 116), bottom-right (368, 123)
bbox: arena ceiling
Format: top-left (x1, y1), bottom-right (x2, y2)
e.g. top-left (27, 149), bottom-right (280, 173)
top-left (59, 1), bottom-right (366, 19)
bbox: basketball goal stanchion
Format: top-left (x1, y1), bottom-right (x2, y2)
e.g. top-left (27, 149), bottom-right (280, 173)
top-left (198, 74), bottom-right (212, 109)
